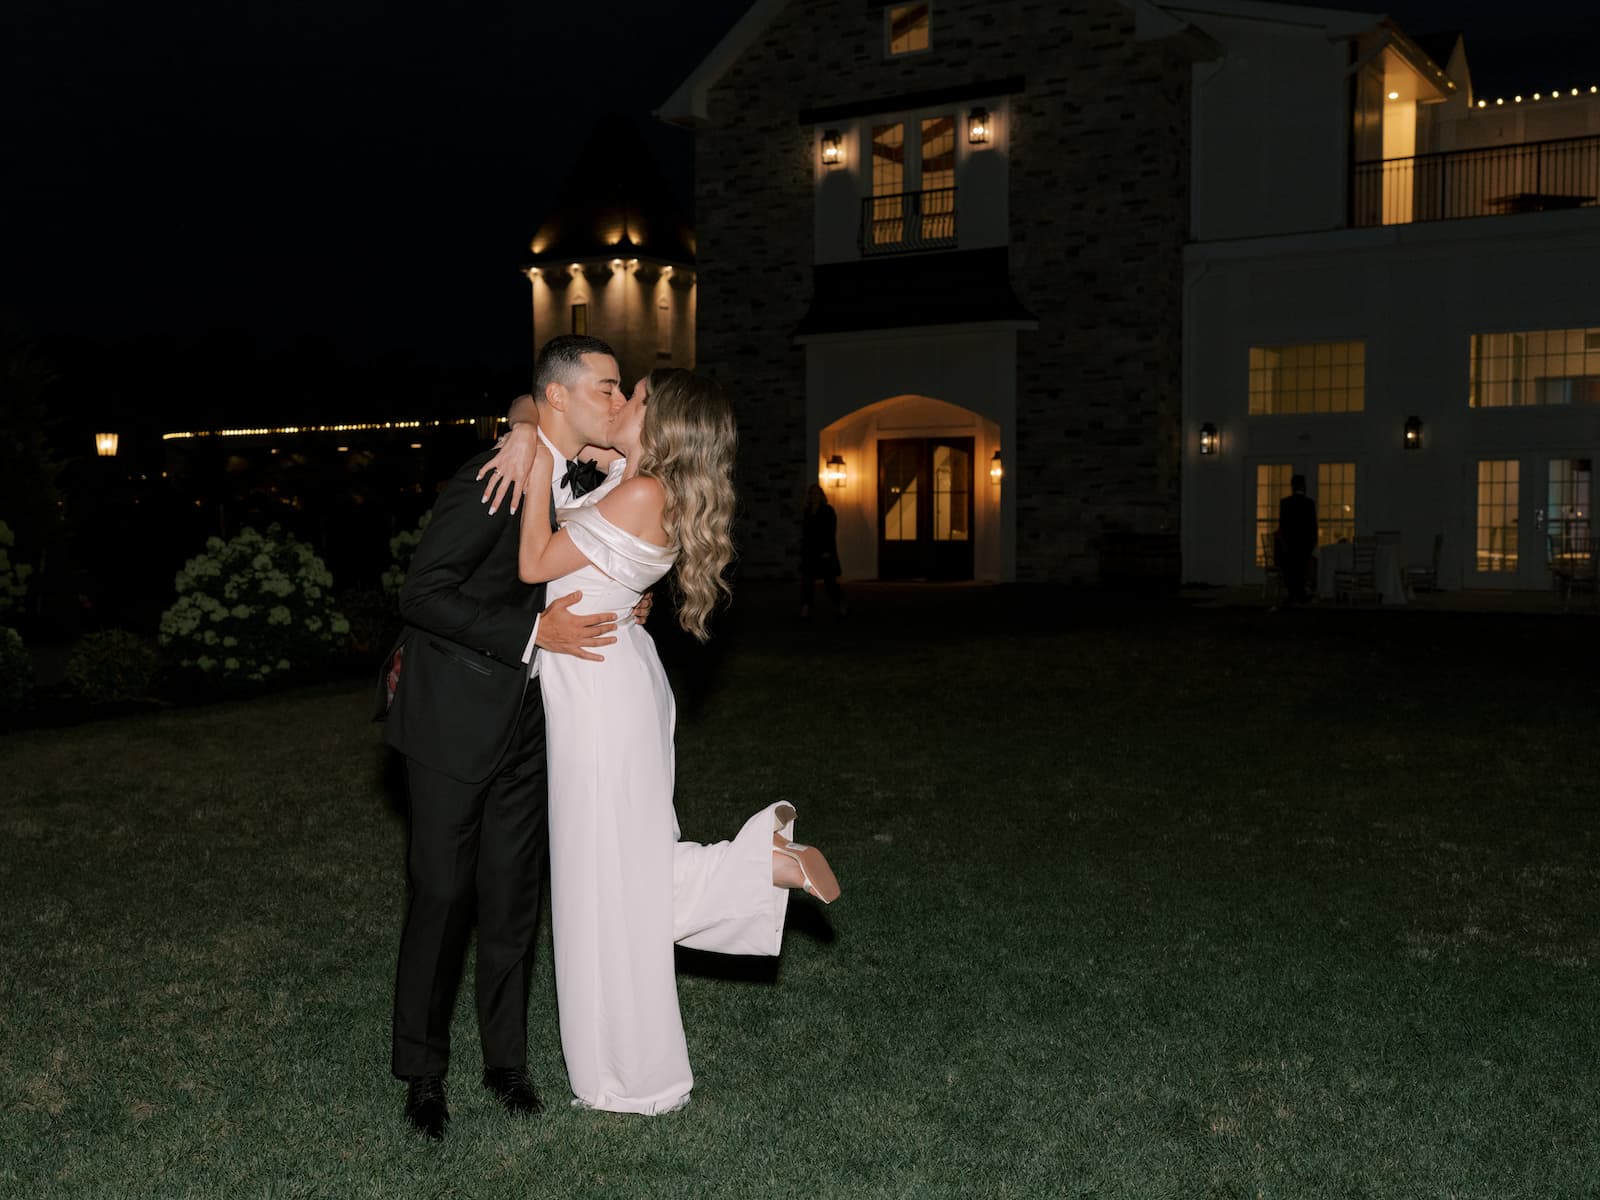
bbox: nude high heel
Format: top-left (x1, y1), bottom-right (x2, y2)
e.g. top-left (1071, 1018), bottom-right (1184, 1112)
top-left (772, 834), bottom-right (841, 904)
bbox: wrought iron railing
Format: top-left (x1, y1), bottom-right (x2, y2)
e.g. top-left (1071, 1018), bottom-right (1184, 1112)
top-left (860, 187), bottom-right (958, 255)
top-left (1353, 133), bottom-right (1600, 227)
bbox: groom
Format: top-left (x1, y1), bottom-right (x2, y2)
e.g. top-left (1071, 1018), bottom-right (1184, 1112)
top-left (378, 333), bottom-right (628, 1140)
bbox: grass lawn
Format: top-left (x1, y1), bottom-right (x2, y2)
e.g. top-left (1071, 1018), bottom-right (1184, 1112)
top-left (2, 586), bottom-right (1597, 1198)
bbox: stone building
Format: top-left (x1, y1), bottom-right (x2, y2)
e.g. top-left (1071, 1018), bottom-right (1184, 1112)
top-left (659, 0), bottom-right (1191, 582)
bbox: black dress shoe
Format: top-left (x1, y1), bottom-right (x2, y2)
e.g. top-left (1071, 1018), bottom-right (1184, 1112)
top-left (482, 1066), bottom-right (542, 1116)
top-left (404, 1074), bottom-right (449, 1140)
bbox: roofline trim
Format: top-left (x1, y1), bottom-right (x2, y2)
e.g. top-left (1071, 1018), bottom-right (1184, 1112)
top-left (655, 0), bottom-right (793, 125)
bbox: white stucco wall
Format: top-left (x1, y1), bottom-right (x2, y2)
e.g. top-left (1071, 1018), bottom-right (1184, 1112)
top-left (1186, 14), bottom-right (1356, 241)
top-left (1182, 209), bottom-right (1600, 590)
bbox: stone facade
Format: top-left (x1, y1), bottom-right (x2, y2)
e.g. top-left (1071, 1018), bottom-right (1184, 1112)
top-left (694, 0), bottom-right (1190, 581)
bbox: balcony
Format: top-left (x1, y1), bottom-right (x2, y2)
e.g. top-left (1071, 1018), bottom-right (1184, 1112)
top-left (860, 187), bottom-right (957, 256)
top-left (1353, 134), bottom-right (1600, 227)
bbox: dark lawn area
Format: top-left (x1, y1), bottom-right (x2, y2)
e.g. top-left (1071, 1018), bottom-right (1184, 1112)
top-left (2, 585), bottom-right (1597, 1198)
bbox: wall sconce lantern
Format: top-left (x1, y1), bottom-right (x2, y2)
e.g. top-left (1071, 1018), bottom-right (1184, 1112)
top-left (822, 454), bottom-right (847, 487)
top-left (1403, 415), bottom-right (1422, 450)
top-left (1198, 422), bottom-right (1219, 456)
top-left (968, 107), bottom-right (991, 145)
top-left (989, 449), bottom-right (1003, 483)
top-left (95, 432), bottom-right (119, 457)
top-left (821, 130), bottom-right (844, 168)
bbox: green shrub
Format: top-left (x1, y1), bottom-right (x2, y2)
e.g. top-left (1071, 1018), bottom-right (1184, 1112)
top-left (65, 630), bottom-right (163, 706)
top-left (158, 525), bottom-right (349, 686)
top-left (0, 520), bottom-right (33, 618)
top-left (381, 511), bottom-right (431, 596)
top-left (0, 625), bottom-right (31, 718)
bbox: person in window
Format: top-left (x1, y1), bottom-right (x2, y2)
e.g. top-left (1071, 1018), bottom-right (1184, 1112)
top-left (1274, 474), bottom-right (1318, 607)
top-left (800, 483), bottom-right (848, 619)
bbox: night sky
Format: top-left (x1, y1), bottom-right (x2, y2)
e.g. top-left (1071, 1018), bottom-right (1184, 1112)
top-left (4, 0), bottom-right (1593, 396)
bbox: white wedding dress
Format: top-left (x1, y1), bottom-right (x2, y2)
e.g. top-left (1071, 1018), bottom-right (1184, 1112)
top-left (539, 487), bottom-right (794, 1115)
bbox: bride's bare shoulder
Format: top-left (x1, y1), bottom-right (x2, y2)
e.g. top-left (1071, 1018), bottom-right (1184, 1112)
top-left (595, 476), bottom-right (667, 537)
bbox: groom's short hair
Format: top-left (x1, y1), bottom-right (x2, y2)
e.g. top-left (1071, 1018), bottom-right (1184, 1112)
top-left (535, 334), bottom-right (616, 401)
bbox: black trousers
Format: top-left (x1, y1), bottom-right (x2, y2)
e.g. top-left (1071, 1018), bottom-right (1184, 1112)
top-left (801, 573), bottom-right (843, 609)
top-left (391, 689), bottom-right (548, 1079)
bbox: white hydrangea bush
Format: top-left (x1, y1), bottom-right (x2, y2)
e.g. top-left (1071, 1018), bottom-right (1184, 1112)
top-left (0, 520), bottom-right (33, 618)
top-left (159, 525), bottom-right (349, 684)
top-left (381, 511), bottom-right (431, 596)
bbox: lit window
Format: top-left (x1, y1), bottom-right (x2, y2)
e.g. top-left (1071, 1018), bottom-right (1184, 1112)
top-left (886, 3), bottom-right (930, 57)
top-left (571, 303), bottom-right (588, 335)
top-left (865, 115), bottom-right (957, 252)
top-left (1475, 460), bottom-right (1519, 573)
top-left (1469, 327), bottom-right (1600, 407)
top-left (1248, 342), bottom-right (1366, 415)
top-left (1254, 464), bottom-right (1293, 565)
top-left (1316, 462), bottom-right (1356, 546)
top-left (1546, 459), bottom-right (1593, 561)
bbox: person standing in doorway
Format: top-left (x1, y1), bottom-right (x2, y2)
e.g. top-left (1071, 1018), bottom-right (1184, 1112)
top-left (799, 483), bottom-right (847, 619)
top-left (1274, 473), bottom-right (1318, 608)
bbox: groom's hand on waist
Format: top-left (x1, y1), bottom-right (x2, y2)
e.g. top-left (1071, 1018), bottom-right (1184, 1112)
top-left (537, 592), bottom-right (617, 661)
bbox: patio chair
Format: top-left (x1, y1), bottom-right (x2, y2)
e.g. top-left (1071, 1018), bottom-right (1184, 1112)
top-left (1551, 550), bottom-right (1597, 611)
top-left (1403, 532), bottom-right (1442, 593)
top-left (1334, 536), bottom-right (1381, 605)
top-left (1260, 532), bottom-right (1283, 602)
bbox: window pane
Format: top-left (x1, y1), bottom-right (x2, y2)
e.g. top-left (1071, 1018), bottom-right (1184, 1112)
top-left (1475, 460), bottom-right (1519, 572)
top-left (1546, 459), bottom-right (1593, 561)
top-left (1470, 327), bottom-right (1600, 408)
top-left (1255, 464), bottom-right (1293, 565)
top-left (887, 3), bottom-right (930, 55)
top-left (932, 443), bottom-right (969, 542)
top-left (1316, 462), bottom-right (1355, 546)
top-left (920, 116), bottom-right (955, 240)
top-left (1248, 341), bottom-right (1365, 414)
top-left (871, 124), bottom-right (906, 245)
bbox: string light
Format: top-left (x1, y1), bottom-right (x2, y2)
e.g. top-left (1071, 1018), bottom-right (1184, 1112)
top-left (1487, 86), bottom-right (1596, 107)
top-left (162, 418), bottom-right (493, 441)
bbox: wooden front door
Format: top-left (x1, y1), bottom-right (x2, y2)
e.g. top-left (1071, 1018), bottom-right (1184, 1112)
top-left (877, 437), bottom-right (974, 580)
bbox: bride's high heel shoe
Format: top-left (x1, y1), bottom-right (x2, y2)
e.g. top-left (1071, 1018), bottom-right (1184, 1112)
top-left (772, 834), bottom-right (841, 904)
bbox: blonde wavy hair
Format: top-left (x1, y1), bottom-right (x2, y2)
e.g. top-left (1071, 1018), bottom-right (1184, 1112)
top-left (635, 369), bottom-right (737, 641)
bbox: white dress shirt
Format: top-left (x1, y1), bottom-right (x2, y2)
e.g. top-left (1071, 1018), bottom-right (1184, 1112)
top-left (520, 430), bottom-right (624, 675)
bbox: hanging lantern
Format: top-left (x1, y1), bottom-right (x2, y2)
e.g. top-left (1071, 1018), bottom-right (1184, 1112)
top-left (968, 107), bottom-right (991, 144)
top-left (1198, 422), bottom-right (1219, 456)
top-left (821, 130), bottom-right (844, 168)
top-left (989, 449), bottom-right (1003, 483)
top-left (1403, 415), bottom-right (1422, 450)
top-left (822, 454), bottom-right (847, 487)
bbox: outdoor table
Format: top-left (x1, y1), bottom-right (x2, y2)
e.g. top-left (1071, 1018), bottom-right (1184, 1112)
top-left (1315, 541), bottom-right (1407, 604)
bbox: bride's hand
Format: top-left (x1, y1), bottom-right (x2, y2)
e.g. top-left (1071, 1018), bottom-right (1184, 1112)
top-left (479, 421), bottom-right (540, 514)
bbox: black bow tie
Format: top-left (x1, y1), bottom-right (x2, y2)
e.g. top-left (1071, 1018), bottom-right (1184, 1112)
top-left (561, 457), bottom-right (606, 498)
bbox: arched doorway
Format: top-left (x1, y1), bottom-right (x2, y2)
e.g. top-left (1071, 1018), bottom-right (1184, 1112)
top-left (817, 394), bottom-right (1002, 582)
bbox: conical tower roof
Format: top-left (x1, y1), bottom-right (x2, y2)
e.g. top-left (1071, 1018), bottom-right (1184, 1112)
top-left (526, 113), bottom-right (695, 267)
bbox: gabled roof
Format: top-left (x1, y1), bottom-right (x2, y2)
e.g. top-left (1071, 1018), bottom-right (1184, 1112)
top-left (656, 0), bottom-right (790, 126)
top-left (526, 113), bottom-right (695, 267)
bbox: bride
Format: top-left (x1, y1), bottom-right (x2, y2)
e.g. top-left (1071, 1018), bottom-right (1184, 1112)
top-left (490, 367), bottom-right (839, 1115)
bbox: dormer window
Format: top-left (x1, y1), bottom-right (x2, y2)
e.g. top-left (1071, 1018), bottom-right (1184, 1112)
top-left (886, 4), bottom-right (930, 57)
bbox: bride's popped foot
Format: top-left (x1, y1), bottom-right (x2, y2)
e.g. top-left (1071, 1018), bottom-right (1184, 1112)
top-left (772, 833), bottom-right (841, 904)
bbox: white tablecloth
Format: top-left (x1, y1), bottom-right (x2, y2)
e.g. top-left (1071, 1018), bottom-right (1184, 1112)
top-left (1315, 542), bottom-right (1407, 605)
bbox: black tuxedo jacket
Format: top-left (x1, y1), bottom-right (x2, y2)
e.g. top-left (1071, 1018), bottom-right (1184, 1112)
top-left (376, 448), bottom-right (546, 783)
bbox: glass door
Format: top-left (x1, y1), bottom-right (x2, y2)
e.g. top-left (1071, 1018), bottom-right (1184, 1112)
top-left (1469, 456), bottom-right (1593, 588)
top-left (877, 437), bottom-right (974, 579)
